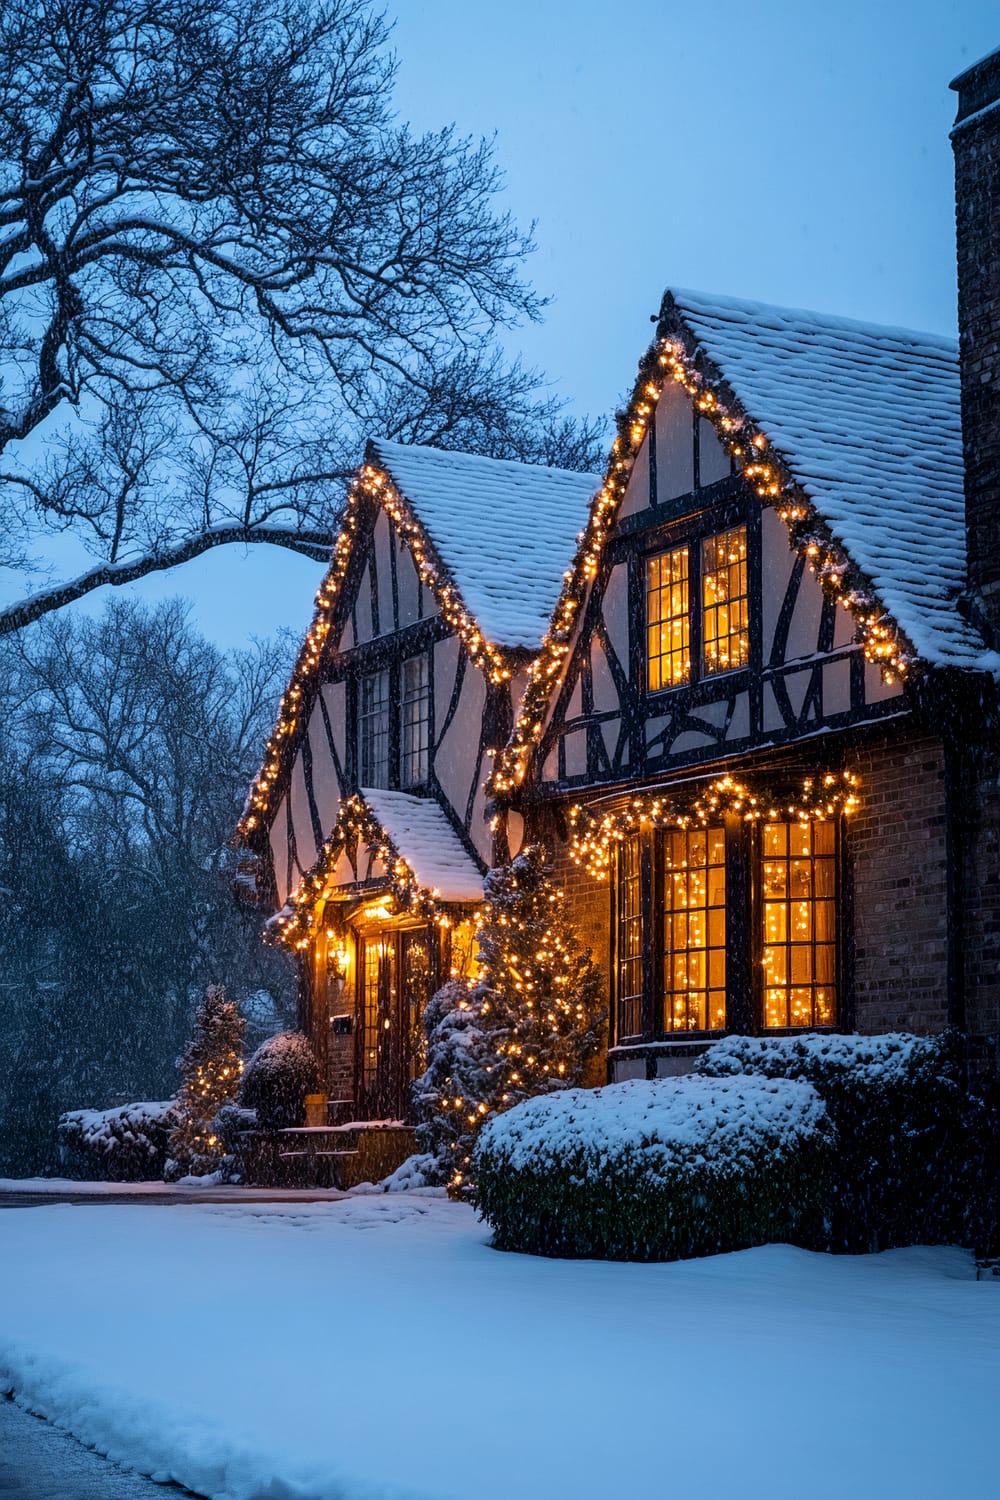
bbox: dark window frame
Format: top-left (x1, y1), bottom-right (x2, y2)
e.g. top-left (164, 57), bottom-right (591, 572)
top-left (353, 649), bottom-right (433, 793)
top-left (611, 814), bottom-right (847, 1047)
top-left (639, 497), bottom-right (759, 702)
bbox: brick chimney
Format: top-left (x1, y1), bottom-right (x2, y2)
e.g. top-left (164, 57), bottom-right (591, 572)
top-left (952, 47), bottom-right (1000, 633)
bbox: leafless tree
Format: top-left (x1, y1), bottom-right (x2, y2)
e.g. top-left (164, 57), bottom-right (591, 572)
top-left (0, 598), bottom-right (298, 1171)
top-left (0, 0), bottom-right (602, 636)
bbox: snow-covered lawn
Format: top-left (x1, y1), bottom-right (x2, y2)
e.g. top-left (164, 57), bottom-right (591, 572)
top-left (0, 1195), bottom-right (996, 1500)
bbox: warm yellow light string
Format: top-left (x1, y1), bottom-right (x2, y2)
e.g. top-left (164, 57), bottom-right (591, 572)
top-left (489, 331), bottom-right (915, 798)
top-left (567, 770), bottom-right (861, 881)
top-left (263, 792), bottom-right (468, 951)
top-left (238, 463), bottom-right (517, 842)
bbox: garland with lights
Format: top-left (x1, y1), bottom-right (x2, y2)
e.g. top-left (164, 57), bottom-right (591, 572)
top-left (263, 791), bottom-right (477, 952)
top-left (490, 311), bottom-right (916, 797)
top-left (568, 771), bottom-right (861, 880)
top-left (239, 456), bottom-right (518, 843)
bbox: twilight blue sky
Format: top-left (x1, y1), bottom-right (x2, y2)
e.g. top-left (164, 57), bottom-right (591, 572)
top-left (45, 0), bottom-right (1000, 647)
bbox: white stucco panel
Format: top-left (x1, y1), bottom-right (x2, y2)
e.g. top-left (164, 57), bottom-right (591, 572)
top-left (618, 432), bottom-right (651, 519)
top-left (655, 378), bottom-right (694, 501)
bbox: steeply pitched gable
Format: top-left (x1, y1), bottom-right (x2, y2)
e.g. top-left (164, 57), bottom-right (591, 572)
top-left (368, 439), bottom-right (600, 651)
top-left (664, 289), bottom-right (988, 670)
top-left (493, 287), bottom-right (1000, 795)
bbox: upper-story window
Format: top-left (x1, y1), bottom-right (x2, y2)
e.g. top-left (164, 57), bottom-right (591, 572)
top-left (646, 523), bottom-right (749, 692)
top-left (357, 654), bottom-right (431, 791)
top-left (359, 670), bottom-right (390, 786)
top-left (701, 526), bottom-right (749, 674)
top-left (400, 655), bottom-right (430, 789)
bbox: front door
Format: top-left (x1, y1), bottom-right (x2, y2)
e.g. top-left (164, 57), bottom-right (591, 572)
top-left (358, 925), bottom-right (439, 1120)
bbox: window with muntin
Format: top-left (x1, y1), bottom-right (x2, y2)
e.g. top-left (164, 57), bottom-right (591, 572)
top-left (613, 814), bottom-right (841, 1043)
top-left (645, 522), bottom-right (750, 693)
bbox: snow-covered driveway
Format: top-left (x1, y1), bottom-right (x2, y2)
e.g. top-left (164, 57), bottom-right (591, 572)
top-left (0, 1194), bottom-right (996, 1500)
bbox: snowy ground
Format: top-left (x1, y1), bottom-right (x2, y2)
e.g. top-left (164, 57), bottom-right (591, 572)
top-left (0, 1195), bottom-right (996, 1500)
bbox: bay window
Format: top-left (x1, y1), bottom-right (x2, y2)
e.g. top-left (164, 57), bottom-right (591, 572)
top-left (613, 813), bottom-right (841, 1043)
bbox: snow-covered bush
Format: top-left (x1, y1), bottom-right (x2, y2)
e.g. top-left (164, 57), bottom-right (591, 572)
top-left (696, 1032), bottom-right (985, 1251)
top-left (58, 1100), bottom-right (179, 1181)
top-left (239, 1031), bottom-right (320, 1129)
top-left (471, 1074), bottom-right (833, 1261)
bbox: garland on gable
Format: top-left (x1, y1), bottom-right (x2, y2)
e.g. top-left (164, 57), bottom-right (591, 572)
top-left (239, 461), bottom-right (518, 842)
top-left (568, 771), bottom-right (861, 880)
top-left (263, 793), bottom-right (464, 951)
top-left (489, 325), bottom-right (917, 798)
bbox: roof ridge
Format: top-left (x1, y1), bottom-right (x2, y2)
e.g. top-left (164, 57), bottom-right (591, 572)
top-left (665, 287), bottom-right (958, 353)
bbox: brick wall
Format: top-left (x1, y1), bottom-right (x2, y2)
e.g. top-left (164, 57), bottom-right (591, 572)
top-left (961, 739), bottom-right (1000, 1055)
top-left (952, 50), bottom-right (1000, 617)
top-left (849, 733), bottom-right (951, 1034)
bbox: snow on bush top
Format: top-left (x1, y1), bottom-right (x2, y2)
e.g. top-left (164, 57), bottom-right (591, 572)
top-left (696, 1031), bottom-right (948, 1090)
top-left (475, 1074), bottom-right (830, 1178)
top-left (59, 1100), bottom-right (176, 1148)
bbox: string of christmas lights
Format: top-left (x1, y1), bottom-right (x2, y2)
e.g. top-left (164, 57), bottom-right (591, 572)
top-left (238, 462), bottom-right (518, 842)
top-left (263, 792), bottom-right (474, 951)
top-left (567, 771), bottom-right (861, 880)
top-left (490, 327), bottom-right (916, 797)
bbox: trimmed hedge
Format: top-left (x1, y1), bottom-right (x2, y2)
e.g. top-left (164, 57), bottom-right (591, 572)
top-left (696, 1033), bottom-right (990, 1253)
top-left (471, 1074), bottom-right (834, 1261)
top-left (58, 1100), bottom-right (178, 1181)
top-left (238, 1031), bottom-right (320, 1129)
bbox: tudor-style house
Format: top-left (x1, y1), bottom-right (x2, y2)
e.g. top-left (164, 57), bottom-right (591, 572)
top-left (237, 440), bottom-right (598, 1122)
top-left (239, 45), bottom-right (1000, 1124)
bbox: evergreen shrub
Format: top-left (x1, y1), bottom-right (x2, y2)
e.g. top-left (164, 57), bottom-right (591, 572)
top-left (239, 1030), bottom-right (320, 1129)
top-left (58, 1100), bottom-right (178, 1181)
top-left (695, 1032), bottom-right (989, 1252)
top-left (412, 846), bottom-right (605, 1195)
top-left (167, 984), bottom-right (245, 1176)
top-left (471, 1074), bottom-right (833, 1261)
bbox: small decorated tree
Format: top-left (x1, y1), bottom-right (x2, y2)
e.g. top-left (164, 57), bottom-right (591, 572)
top-left (415, 846), bottom-right (604, 1194)
top-left (475, 845), bottom-right (604, 1112)
top-left (168, 984), bottom-right (245, 1176)
top-left (412, 979), bottom-right (499, 1187)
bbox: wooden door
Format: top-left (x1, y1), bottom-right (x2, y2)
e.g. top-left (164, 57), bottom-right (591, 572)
top-left (358, 925), bottom-right (438, 1121)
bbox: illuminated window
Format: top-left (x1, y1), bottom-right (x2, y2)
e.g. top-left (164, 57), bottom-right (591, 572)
top-left (762, 820), bottom-right (837, 1028)
top-left (646, 546), bottom-right (690, 691)
top-left (661, 826), bottom-right (726, 1032)
top-left (362, 935), bottom-right (395, 1098)
top-left (359, 670), bottom-right (390, 786)
top-left (400, 655), bottom-right (430, 788)
top-left (616, 837), bottom-right (643, 1038)
top-left (702, 525), bottom-right (749, 674)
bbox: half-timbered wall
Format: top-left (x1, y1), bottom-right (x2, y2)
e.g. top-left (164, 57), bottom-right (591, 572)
top-left (535, 381), bottom-right (907, 794)
top-left (266, 499), bottom-right (517, 903)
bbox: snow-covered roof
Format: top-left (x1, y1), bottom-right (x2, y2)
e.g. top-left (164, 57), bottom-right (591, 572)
top-left (664, 289), bottom-right (997, 671)
top-left (360, 787), bottom-right (484, 903)
top-left (368, 439), bottom-right (601, 651)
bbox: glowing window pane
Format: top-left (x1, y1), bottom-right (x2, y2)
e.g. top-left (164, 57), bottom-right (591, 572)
top-left (661, 826), bottom-right (726, 1032)
top-left (646, 547), bottom-right (690, 691)
top-left (762, 820), bottom-right (838, 1028)
top-left (702, 525), bottom-right (749, 675)
top-left (616, 838), bottom-right (643, 1038)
